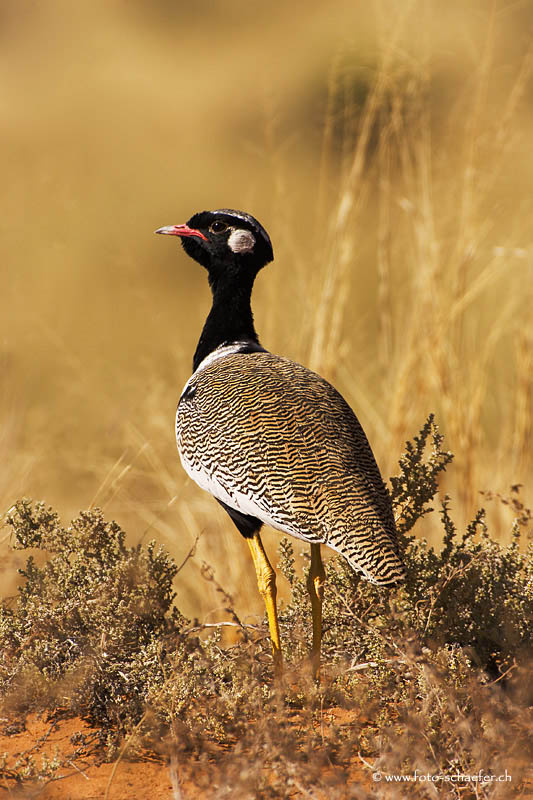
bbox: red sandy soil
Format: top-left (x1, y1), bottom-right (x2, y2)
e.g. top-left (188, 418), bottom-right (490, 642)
top-left (2, 713), bottom-right (530, 799)
top-left (0, 711), bottom-right (370, 800)
top-left (0, 714), bottom-right (177, 799)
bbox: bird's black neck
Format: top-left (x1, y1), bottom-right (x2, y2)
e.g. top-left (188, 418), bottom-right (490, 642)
top-left (193, 272), bottom-right (260, 371)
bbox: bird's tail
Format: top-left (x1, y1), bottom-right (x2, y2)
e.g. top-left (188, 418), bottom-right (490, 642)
top-left (331, 523), bottom-right (406, 585)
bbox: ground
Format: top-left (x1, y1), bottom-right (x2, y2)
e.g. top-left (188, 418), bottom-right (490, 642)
top-left (0, 715), bottom-right (173, 799)
top-left (0, 711), bottom-right (373, 800)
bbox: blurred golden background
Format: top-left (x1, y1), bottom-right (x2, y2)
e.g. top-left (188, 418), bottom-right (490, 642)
top-left (1, 0), bottom-right (532, 621)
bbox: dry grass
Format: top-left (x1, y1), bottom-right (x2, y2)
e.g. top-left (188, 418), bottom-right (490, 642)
top-left (1, 0), bottom-right (532, 624)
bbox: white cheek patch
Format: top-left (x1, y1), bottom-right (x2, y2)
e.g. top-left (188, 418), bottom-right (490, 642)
top-left (227, 228), bottom-right (256, 254)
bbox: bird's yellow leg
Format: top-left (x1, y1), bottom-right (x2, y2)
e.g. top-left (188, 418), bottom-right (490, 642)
top-left (247, 532), bottom-right (283, 675)
top-left (306, 543), bottom-right (326, 681)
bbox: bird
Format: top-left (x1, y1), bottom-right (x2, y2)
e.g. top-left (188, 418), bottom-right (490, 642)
top-left (155, 208), bottom-right (405, 678)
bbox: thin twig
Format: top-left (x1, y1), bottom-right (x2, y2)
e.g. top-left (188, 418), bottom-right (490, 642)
top-left (482, 661), bottom-right (517, 687)
top-left (183, 621), bottom-right (261, 635)
top-left (175, 535), bottom-right (200, 576)
top-left (104, 712), bottom-right (147, 800)
top-left (358, 752), bottom-right (377, 772)
top-left (66, 760), bottom-right (89, 780)
top-left (168, 744), bottom-right (184, 800)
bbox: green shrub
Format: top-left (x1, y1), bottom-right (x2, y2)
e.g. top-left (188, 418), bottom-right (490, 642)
top-left (0, 416), bottom-right (531, 796)
top-left (0, 502), bottom-right (185, 731)
top-left (278, 415), bottom-right (532, 677)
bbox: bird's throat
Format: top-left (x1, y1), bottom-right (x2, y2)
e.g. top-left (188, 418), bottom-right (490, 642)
top-left (192, 275), bottom-right (259, 371)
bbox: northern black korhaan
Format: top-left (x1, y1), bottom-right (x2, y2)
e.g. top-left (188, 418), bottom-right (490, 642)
top-left (156, 209), bottom-right (405, 678)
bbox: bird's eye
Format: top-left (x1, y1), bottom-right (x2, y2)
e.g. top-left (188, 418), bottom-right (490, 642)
top-left (210, 221), bottom-right (228, 234)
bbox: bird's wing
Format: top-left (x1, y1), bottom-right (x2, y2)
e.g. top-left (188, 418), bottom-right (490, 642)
top-left (177, 351), bottom-right (396, 552)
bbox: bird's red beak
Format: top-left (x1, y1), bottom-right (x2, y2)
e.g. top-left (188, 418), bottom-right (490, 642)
top-left (155, 224), bottom-right (207, 241)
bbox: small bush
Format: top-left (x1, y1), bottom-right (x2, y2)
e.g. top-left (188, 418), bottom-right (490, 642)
top-left (279, 415), bottom-right (532, 678)
top-left (0, 416), bottom-right (531, 797)
top-left (0, 502), bottom-right (185, 732)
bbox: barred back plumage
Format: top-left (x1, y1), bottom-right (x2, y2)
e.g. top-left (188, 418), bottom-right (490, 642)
top-left (177, 346), bottom-right (405, 585)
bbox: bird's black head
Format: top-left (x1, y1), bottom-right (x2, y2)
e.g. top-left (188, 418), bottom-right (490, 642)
top-left (155, 209), bottom-right (273, 285)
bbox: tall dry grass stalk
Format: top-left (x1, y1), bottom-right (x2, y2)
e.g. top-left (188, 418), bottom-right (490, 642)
top-left (269, 2), bottom-right (533, 541)
top-left (1, 1), bottom-right (531, 620)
